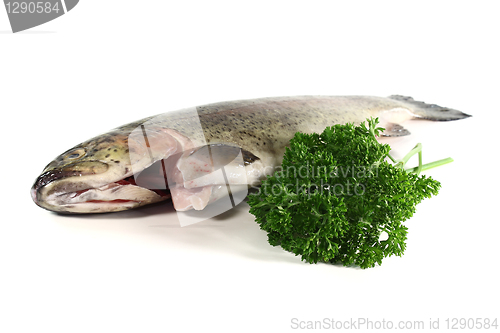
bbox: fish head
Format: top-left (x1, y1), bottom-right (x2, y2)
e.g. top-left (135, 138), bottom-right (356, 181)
top-left (31, 116), bottom-right (251, 215)
top-left (31, 129), bottom-right (171, 213)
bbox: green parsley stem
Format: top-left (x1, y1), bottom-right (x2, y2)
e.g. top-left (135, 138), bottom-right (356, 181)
top-left (405, 157), bottom-right (454, 173)
top-left (387, 154), bottom-right (397, 164)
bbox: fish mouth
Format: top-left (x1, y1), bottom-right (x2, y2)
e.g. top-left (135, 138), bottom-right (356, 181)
top-left (31, 160), bottom-right (171, 214)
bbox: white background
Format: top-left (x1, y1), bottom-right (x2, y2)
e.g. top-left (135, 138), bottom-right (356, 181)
top-left (1, 1), bottom-right (499, 332)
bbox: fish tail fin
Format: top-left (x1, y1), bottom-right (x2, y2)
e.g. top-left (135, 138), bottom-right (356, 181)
top-left (388, 95), bottom-right (472, 121)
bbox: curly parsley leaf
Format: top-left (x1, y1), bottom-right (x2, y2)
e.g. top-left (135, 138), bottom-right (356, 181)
top-left (248, 118), bottom-right (443, 269)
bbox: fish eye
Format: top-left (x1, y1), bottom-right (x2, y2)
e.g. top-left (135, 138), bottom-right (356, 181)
top-left (64, 148), bottom-right (86, 160)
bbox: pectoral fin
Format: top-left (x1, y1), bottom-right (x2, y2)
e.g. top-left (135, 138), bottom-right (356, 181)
top-left (382, 123), bottom-right (411, 137)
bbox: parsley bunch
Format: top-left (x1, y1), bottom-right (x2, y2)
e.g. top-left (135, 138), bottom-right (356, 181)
top-left (247, 118), bottom-right (445, 268)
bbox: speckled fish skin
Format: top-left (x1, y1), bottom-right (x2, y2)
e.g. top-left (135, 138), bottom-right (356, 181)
top-left (31, 95), bottom-right (470, 213)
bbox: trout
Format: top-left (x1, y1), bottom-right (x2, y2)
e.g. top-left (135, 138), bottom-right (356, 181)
top-left (31, 95), bottom-right (470, 213)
